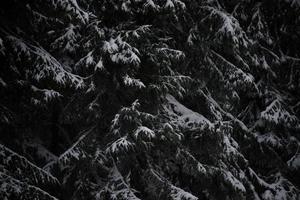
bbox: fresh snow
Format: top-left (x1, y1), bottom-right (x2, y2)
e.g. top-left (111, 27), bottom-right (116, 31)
top-left (106, 136), bottom-right (135, 155)
top-left (58, 132), bottom-right (89, 164)
top-left (164, 94), bottom-right (213, 130)
top-left (261, 99), bottom-right (298, 127)
top-left (98, 165), bottom-right (141, 200)
top-left (123, 75), bottom-right (145, 89)
top-left (222, 170), bottom-right (246, 192)
top-left (103, 36), bottom-right (141, 66)
top-left (0, 173), bottom-right (59, 200)
top-left (0, 144), bottom-right (59, 185)
top-left (170, 185), bottom-right (198, 200)
top-left (7, 36), bottom-right (85, 88)
top-left (165, 0), bottom-right (175, 9)
top-left (31, 85), bottom-right (62, 102)
top-left (202, 6), bottom-right (247, 45)
top-left (95, 58), bottom-right (104, 71)
top-left (287, 152), bottom-right (300, 170)
top-left (255, 132), bottom-right (283, 148)
top-left (134, 126), bottom-right (155, 140)
top-left (248, 169), bottom-right (299, 200)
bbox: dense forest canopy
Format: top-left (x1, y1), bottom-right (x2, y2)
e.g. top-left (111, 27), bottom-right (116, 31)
top-left (0, 0), bottom-right (300, 199)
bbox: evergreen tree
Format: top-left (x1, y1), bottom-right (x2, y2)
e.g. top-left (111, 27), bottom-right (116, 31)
top-left (1, 0), bottom-right (300, 199)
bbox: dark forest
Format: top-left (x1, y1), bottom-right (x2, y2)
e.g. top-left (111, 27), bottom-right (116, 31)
top-left (0, 0), bottom-right (300, 199)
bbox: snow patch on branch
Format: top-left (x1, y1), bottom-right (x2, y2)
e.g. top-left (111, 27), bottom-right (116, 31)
top-left (0, 173), bottom-right (58, 200)
top-left (164, 94), bottom-right (213, 130)
top-left (123, 75), bottom-right (145, 89)
top-left (170, 185), bottom-right (198, 200)
top-left (134, 126), bottom-right (155, 140)
top-left (106, 136), bottom-right (135, 155)
top-left (0, 144), bottom-right (59, 185)
top-left (7, 36), bottom-right (85, 89)
top-left (31, 85), bottom-right (62, 102)
top-left (261, 99), bottom-right (299, 128)
top-left (287, 152), bottom-right (300, 170)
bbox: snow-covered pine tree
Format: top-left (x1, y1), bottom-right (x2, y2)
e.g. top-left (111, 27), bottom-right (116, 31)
top-left (1, 0), bottom-right (300, 199)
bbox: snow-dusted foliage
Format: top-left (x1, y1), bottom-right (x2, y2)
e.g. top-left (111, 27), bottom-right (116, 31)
top-left (3, 35), bottom-right (84, 88)
top-left (143, 169), bottom-right (198, 200)
top-left (107, 99), bottom-right (155, 155)
top-left (51, 24), bottom-right (80, 54)
top-left (106, 136), bottom-right (135, 155)
top-left (0, 173), bottom-right (58, 200)
top-left (288, 152), bottom-right (300, 170)
top-left (103, 36), bottom-right (141, 67)
top-left (95, 165), bottom-right (141, 200)
top-left (201, 5), bottom-right (249, 47)
top-left (1, 0), bottom-right (300, 199)
top-left (163, 94), bottom-right (212, 131)
top-left (123, 75), bottom-right (145, 89)
top-left (0, 145), bottom-right (59, 199)
top-left (169, 185), bottom-right (198, 200)
top-left (0, 144), bottom-right (59, 185)
top-left (260, 99), bottom-right (299, 128)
